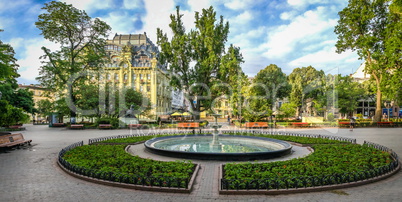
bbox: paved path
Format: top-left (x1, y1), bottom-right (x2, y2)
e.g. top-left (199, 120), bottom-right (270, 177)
top-left (0, 125), bottom-right (401, 201)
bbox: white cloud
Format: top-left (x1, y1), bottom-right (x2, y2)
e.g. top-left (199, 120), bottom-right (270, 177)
top-left (136, 0), bottom-right (176, 43)
top-left (123, 0), bottom-right (142, 10)
top-left (15, 38), bottom-right (59, 84)
top-left (8, 38), bottom-right (24, 50)
top-left (224, 0), bottom-right (248, 10)
top-left (101, 11), bottom-right (141, 34)
top-left (261, 6), bottom-right (337, 59)
top-left (287, 0), bottom-right (328, 8)
top-left (62, 0), bottom-right (113, 14)
top-left (280, 11), bottom-right (297, 20)
top-left (232, 11), bottom-right (253, 24)
top-left (288, 45), bottom-right (361, 75)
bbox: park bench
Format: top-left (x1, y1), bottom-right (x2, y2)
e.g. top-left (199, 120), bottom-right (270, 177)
top-left (244, 122), bottom-right (269, 128)
top-left (377, 122), bottom-right (394, 127)
top-left (51, 123), bottom-right (66, 127)
top-left (98, 124), bottom-right (112, 129)
top-left (69, 124), bottom-right (84, 129)
top-left (128, 124), bottom-right (143, 129)
top-left (8, 125), bottom-right (25, 130)
top-left (292, 122), bottom-right (310, 128)
top-left (178, 122), bottom-right (200, 129)
top-left (0, 133), bottom-right (32, 148)
top-left (338, 122), bottom-right (350, 127)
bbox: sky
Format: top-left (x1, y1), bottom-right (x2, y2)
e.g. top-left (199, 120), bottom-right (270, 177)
top-left (0, 0), bottom-right (362, 85)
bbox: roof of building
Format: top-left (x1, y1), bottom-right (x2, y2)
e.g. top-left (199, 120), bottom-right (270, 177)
top-left (351, 62), bottom-right (370, 81)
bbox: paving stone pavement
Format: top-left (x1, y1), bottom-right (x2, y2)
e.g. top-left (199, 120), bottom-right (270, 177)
top-left (0, 124), bottom-right (401, 202)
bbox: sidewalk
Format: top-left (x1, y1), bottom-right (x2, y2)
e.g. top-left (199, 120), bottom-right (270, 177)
top-left (0, 124), bottom-right (401, 201)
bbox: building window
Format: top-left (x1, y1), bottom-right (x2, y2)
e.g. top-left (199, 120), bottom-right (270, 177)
top-left (147, 74), bottom-right (151, 80)
top-left (124, 74), bottom-right (128, 80)
top-left (107, 74), bottom-right (111, 80)
top-left (147, 86), bottom-right (151, 92)
top-left (114, 73), bottom-right (118, 80)
top-left (140, 86), bottom-right (143, 92)
top-left (133, 74), bottom-right (136, 80)
top-left (140, 74), bottom-right (143, 79)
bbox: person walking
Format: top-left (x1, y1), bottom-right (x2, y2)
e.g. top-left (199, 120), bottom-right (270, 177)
top-left (350, 116), bottom-right (356, 131)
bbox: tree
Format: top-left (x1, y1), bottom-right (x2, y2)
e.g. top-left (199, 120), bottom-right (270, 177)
top-left (279, 102), bottom-right (297, 118)
top-left (288, 66), bottom-right (325, 117)
top-left (252, 64), bottom-right (290, 110)
top-left (336, 75), bottom-right (364, 116)
top-left (35, 1), bottom-right (111, 122)
top-left (157, 6), bottom-right (242, 119)
top-left (0, 30), bottom-right (32, 125)
top-left (0, 29), bottom-right (19, 84)
top-left (217, 45), bottom-right (245, 119)
top-left (36, 99), bottom-right (54, 118)
top-left (335, 0), bottom-right (402, 122)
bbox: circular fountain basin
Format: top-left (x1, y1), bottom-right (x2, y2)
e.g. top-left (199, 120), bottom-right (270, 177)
top-left (144, 134), bottom-right (292, 161)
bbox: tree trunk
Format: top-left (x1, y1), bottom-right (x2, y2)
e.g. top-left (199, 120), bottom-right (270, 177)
top-left (373, 88), bottom-right (382, 122)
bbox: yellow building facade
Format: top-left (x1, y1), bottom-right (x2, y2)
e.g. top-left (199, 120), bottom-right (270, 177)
top-left (102, 33), bottom-right (172, 118)
top-left (18, 84), bottom-right (54, 121)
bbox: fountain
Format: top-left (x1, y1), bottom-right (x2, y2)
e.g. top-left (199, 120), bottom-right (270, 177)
top-left (144, 114), bottom-right (292, 161)
top-left (209, 114), bottom-right (222, 149)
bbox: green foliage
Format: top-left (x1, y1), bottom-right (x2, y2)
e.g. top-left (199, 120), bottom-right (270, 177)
top-left (96, 117), bottom-right (120, 129)
top-left (327, 113), bottom-right (335, 122)
top-left (36, 99), bottom-right (54, 117)
top-left (223, 144), bottom-right (391, 188)
top-left (0, 29), bottom-right (19, 82)
top-left (35, 1), bottom-right (111, 118)
top-left (157, 6), bottom-right (243, 119)
top-left (288, 66), bottom-right (325, 117)
top-left (0, 83), bottom-right (35, 114)
top-left (336, 74), bottom-right (364, 115)
top-left (0, 100), bottom-right (30, 126)
top-left (279, 102), bottom-right (297, 118)
top-left (335, 0), bottom-right (401, 122)
top-left (63, 144), bottom-right (195, 187)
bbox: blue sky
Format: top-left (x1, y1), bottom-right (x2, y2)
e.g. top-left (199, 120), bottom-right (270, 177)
top-left (0, 0), bottom-right (362, 85)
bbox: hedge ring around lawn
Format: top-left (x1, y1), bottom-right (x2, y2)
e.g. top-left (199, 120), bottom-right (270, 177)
top-left (57, 131), bottom-right (400, 194)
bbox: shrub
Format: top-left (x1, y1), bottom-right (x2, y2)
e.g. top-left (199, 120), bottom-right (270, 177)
top-left (96, 117), bottom-right (120, 128)
top-left (327, 113), bottom-right (335, 122)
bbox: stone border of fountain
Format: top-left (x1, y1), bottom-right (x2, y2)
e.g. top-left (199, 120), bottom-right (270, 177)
top-left (144, 134), bottom-right (293, 161)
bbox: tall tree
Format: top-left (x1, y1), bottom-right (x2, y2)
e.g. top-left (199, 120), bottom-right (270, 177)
top-left (288, 66), bottom-right (325, 117)
top-left (157, 6), bottom-right (242, 119)
top-left (252, 64), bottom-right (290, 110)
top-left (336, 75), bottom-right (364, 116)
top-left (335, 0), bottom-right (401, 122)
top-left (0, 29), bottom-right (19, 84)
top-left (217, 45), bottom-right (245, 119)
top-left (35, 1), bottom-right (111, 122)
top-left (0, 30), bottom-right (32, 125)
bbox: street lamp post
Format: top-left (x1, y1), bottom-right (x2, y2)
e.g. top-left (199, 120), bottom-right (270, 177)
top-left (384, 101), bottom-right (393, 121)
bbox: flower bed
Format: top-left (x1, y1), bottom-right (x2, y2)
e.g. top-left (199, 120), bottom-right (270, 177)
top-left (221, 136), bottom-right (399, 191)
top-left (59, 135), bottom-right (197, 190)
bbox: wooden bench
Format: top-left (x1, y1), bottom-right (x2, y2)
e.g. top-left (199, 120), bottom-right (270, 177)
top-left (7, 125), bottom-right (25, 130)
top-left (128, 124), bottom-right (142, 129)
top-left (377, 122), bottom-right (394, 127)
top-left (0, 133), bottom-right (32, 148)
top-left (98, 124), bottom-right (112, 129)
top-left (69, 124), bottom-right (84, 129)
top-left (292, 122), bottom-right (310, 127)
top-left (51, 123), bottom-right (66, 127)
top-left (178, 122), bottom-right (200, 129)
top-left (338, 122), bottom-right (350, 127)
top-left (244, 122), bottom-right (269, 128)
